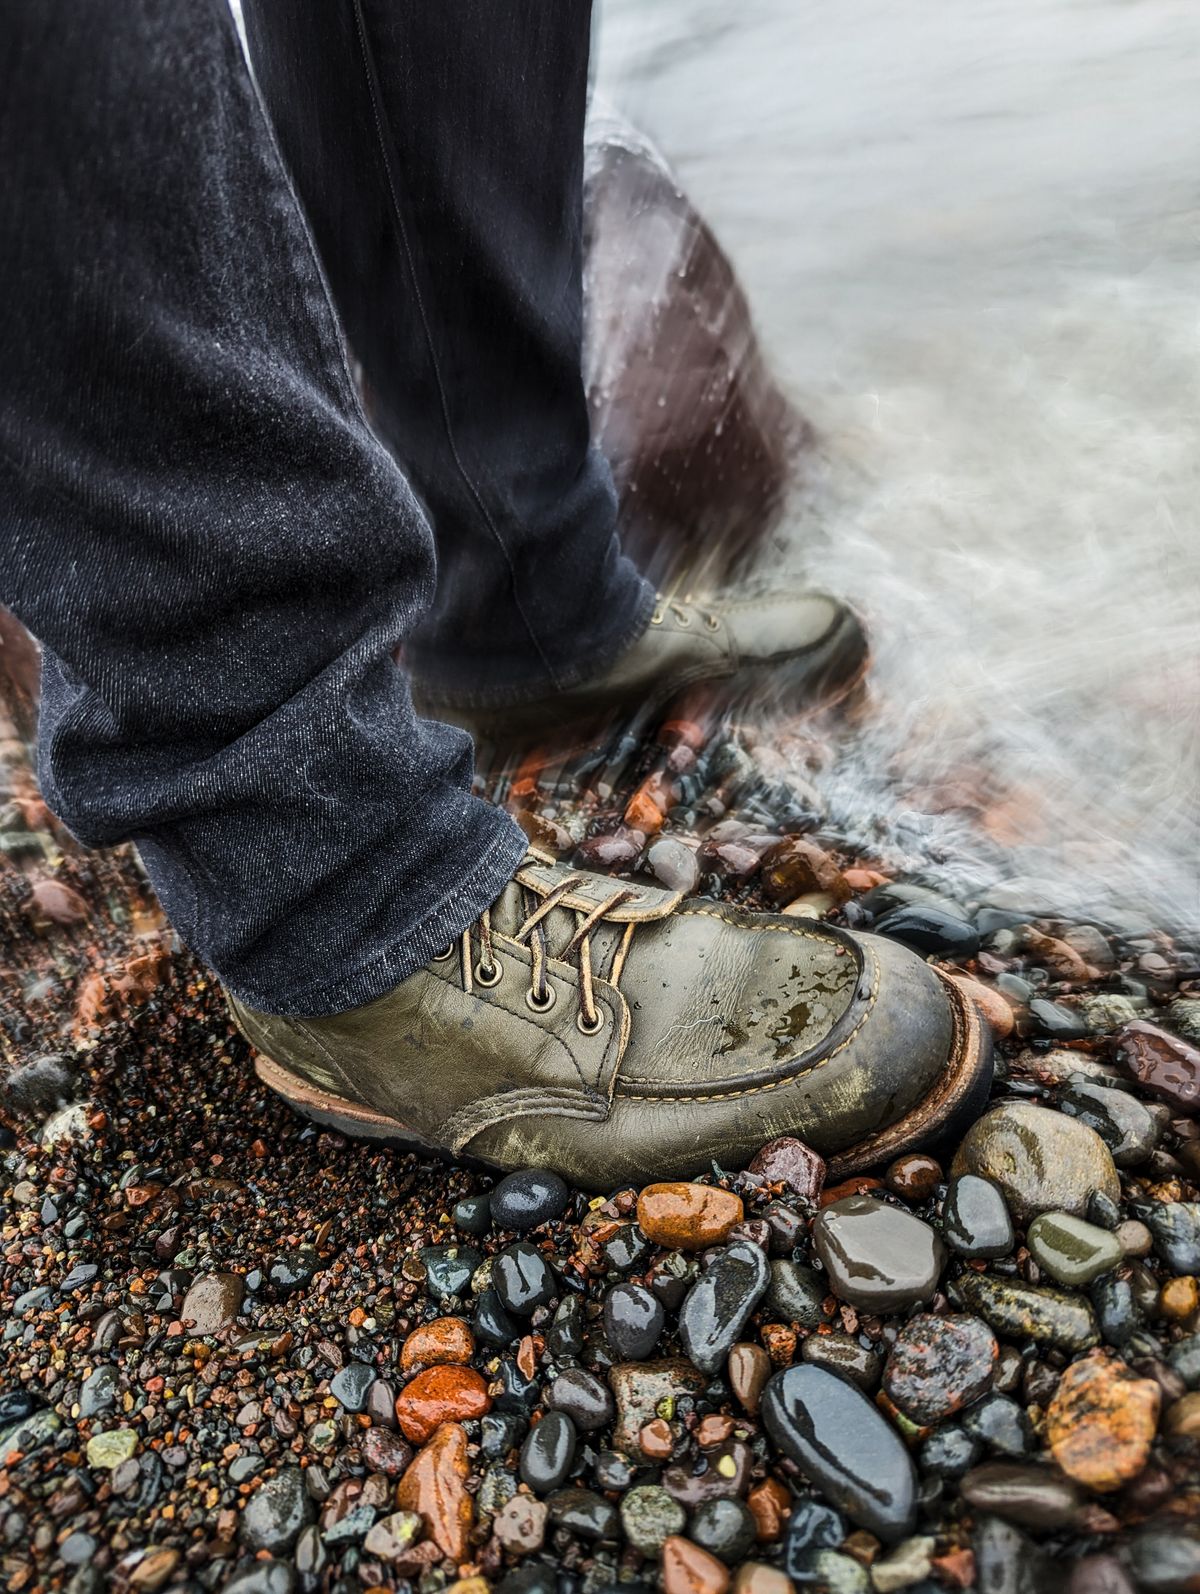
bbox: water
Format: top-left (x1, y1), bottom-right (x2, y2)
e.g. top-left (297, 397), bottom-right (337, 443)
top-left (594, 0), bottom-right (1200, 937)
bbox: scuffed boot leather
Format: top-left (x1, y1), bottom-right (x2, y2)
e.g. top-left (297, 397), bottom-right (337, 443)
top-left (416, 589), bottom-right (869, 744)
top-left (230, 851), bottom-right (992, 1189)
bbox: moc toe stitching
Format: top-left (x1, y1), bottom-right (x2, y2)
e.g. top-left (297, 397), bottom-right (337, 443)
top-left (615, 935), bottom-right (882, 1103)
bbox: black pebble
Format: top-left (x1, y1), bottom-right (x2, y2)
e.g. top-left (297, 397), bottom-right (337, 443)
top-left (603, 1283), bottom-right (664, 1361)
top-left (493, 1243), bottom-right (558, 1316)
top-left (490, 1168), bottom-right (570, 1231)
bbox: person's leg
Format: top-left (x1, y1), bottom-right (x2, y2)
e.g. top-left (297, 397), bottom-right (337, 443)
top-left (240, 0), bottom-right (656, 708)
top-left (0, 0), bottom-right (525, 1017)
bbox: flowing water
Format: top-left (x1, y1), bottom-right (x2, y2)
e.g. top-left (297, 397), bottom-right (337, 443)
top-left (594, 0), bottom-right (1200, 938)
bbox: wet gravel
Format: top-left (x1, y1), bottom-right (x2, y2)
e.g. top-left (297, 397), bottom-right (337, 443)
top-left (3, 711), bottom-right (1200, 1594)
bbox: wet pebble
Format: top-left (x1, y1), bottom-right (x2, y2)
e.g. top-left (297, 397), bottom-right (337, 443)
top-left (812, 1194), bottom-right (944, 1312)
top-left (1027, 1211), bottom-right (1123, 1286)
top-left (400, 1315), bottom-right (474, 1369)
top-left (800, 1330), bottom-right (880, 1392)
top-left (609, 1358), bottom-right (705, 1453)
top-left (884, 1152), bottom-right (942, 1202)
top-left (765, 1259), bottom-right (827, 1326)
top-left (689, 1497), bottom-right (757, 1564)
top-left (361, 1509), bottom-right (423, 1562)
top-left (240, 1468), bottom-right (312, 1554)
top-left (493, 1242), bottom-right (558, 1315)
top-left (395, 1364), bottom-right (491, 1443)
top-left (951, 1102), bottom-right (1120, 1221)
top-left (489, 1167), bottom-right (570, 1231)
top-left (1144, 1201), bottom-right (1200, 1274)
top-left (1117, 1021), bottom-right (1200, 1112)
top-left (762, 1364), bottom-right (916, 1542)
top-left (728, 1342), bottom-right (771, 1414)
top-left (493, 1493), bottom-right (548, 1554)
top-left (1127, 1529), bottom-right (1200, 1594)
top-left (620, 1484), bottom-right (687, 1556)
top-left (952, 1271), bottom-right (1100, 1352)
top-left (961, 1392), bottom-right (1034, 1458)
top-left (874, 902), bottom-right (980, 958)
top-left (329, 1362), bottom-right (374, 1412)
top-left (882, 1312), bottom-right (998, 1425)
top-left (545, 1486), bottom-right (618, 1540)
top-left (421, 1243), bottom-right (483, 1301)
top-left (223, 1562), bottom-right (295, 1594)
top-left (637, 1182), bottom-right (744, 1250)
top-left (545, 1366), bottom-right (613, 1431)
top-left (678, 1239), bottom-right (770, 1374)
top-left (604, 1281), bottom-right (665, 1360)
top-left (648, 836), bottom-right (701, 894)
top-left (960, 1461), bottom-right (1084, 1531)
top-left (1059, 1080), bottom-right (1159, 1167)
top-left (661, 1535), bottom-right (732, 1594)
top-left (748, 1135), bottom-right (826, 1203)
top-left (1046, 1355), bottom-right (1161, 1491)
top-left (919, 1425), bottom-right (983, 1480)
top-left (519, 1409), bottom-right (577, 1494)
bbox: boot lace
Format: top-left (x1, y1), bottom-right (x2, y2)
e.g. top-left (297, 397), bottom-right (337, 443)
top-left (649, 592), bottom-right (722, 631)
top-left (436, 875), bottom-right (639, 1034)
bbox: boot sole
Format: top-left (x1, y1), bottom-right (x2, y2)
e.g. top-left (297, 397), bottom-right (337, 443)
top-left (252, 967), bottom-right (993, 1180)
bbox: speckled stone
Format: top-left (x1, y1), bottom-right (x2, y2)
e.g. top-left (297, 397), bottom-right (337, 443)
top-left (951, 1272), bottom-right (1100, 1353)
top-left (882, 1313), bottom-right (998, 1425)
top-left (1047, 1356), bottom-right (1161, 1491)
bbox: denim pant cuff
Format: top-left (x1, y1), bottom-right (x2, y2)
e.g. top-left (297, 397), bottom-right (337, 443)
top-left (223, 811), bottom-right (529, 1018)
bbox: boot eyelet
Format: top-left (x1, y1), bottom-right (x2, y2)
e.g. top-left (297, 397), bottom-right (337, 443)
top-left (650, 608), bottom-right (664, 625)
top-left (475, 961), bottom-right (502, 988)
top-left (576, 1009), bottom-right (605, 1035)
top-left (676, 611), bottom-right (691, 626)
top-left (525, 984), bottom-right (557, 1013)
top-left (432, 943), bottom-right (455, 961)
top-left (705, 615), bottom-right (721, 630)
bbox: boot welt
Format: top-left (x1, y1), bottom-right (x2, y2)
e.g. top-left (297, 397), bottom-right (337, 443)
top-left (251, 967), bottom-right (993, 1178)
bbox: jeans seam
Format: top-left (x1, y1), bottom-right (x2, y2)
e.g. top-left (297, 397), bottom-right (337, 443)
top-left (349, 0), bottom-right (561, 689)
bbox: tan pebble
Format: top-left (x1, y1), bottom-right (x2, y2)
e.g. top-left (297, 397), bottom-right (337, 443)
top-left (732, 1565), bottom-right (794, 1594)
top-left (661, 1535), bottom-right (732, 1594)
top-left (1163, 1391), bottom-right (1200, 1452)
top-left (400, 1316), bottom-right (474, 1371)
top-left (1160, 1276), bottom-right (1199, 1322)
top-left (395, 1421), bottom-right (473, 1561)
top-left (638, 1416), bottom-right (674, 1460)
top-left (637, 1183), bottom-right (743, 1250)
top-left (728, 1342), bottom-right (771, 1415)
top-left (947, 973), bottom-right (1016, 1038)
top-left (1046, 1354), bottom-right (1160, 1491)
top-left (1115, 1220), bottom-right (1153, 1258)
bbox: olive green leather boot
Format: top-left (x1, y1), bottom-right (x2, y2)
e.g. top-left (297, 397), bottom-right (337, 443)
top-left (415, 588), bottom-right (869, 744)
top-left (229, 851), bottom-right (992, 1189)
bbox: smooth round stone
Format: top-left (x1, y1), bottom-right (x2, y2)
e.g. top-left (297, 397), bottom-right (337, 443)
top-left (395, 1365), bottom-right (491, 1443)
top-left (480, 1411), bottom-right (526, 1458)
top-left (1168, 1336), bottom-right (1200, 1389)
top-left (489, 1169), bottom-right (570, 1232)
top-left (952, 1272), bottom-right (1100, 1353)
top-left (885, 1153), bottom-right (943, 1203)
top-left (728, 1342), bottom-right (771, 1415)
top-left (603, 1282), bottom-right (665, 1361)
top-left (1059, 1081), bottom-right (1159, 1168)
top-left (79, 1365), bottom-right (119, 1418)
top-left (519, 1410), bottom-right (577, 1494)
top-left (882, 1313), bottom-right (998, 1425)
top-left (766, 1260), bottom-right (827, 1327)
top-left (239, 1468), bottom-right (312, 1553)
top-left (329, 1362), bottom-right (374, 1413)
top-left (647, 837), bottom-right (700, 895)
top-left (1145, 1202), bottom-right (1200, 1274)
top-left (951, 1103), bottom-right (1120, 1222)
top-left (660, 1536), bottom-right (734, 1594)
top-left (689, 1497), bottom-right (757, 1564)
top-left (1127, 1529), bottom-right (1200, 1594)
top-left (874, 903), bottom-right (980, 959)
top-left (786, 1549), bottom-right (870, 1593)
top-left (362, 1510), bottom-right (423, 1562)
top-left (1088, 1190), bottom-right (1123, 1230)
top-left (1116, 1220), bottom-right (1154, 1257)
top-left (400, 1316), bottom-right (474, 1371)
top-left (812, 1195), bottom-right (945, 1313)
top-left (1066, 1555), bottom-right (1137, 1594)
top-left (973, 1517), bottom-right (1053, 1593)
top-left (732, 1567), bottom-right (793, 1594)
top-left (493, 1243), bottom-right (557, 1316)
top-left (961, 1460), bottom-right (1086, 1531)
top-left (678, 1240), bottom-right (770, 1375)
top-left (1117, 1021), bottom-right (1200, 1113)
top-left (1027, 1212), bottom-right (1122, 1286)
top-left (619, 1484), bottom-right (686, 1556)
top-left (800, 1331), bottom-right (881, 1393)
top-left (943, 1174), bottom-right (1016, 1259)
top-left (1163, 1391), bottom-right (1200, 1452)
top-left (451, 1193), bottom-right (491, 1235)
top-left (420, 1244), bottom-right (483, 1302)
top-left (961, 1393), bottom-right (1034, 1458)
top-left (1090, 1274), bottom-right (1144, 1348)
top-left (919, 1426), bottom-right (983, 1480)
top-left (180, 1272), bottom-right (245, 1334)
top-left (544, 1487), bottom-right (619, 1540)
top-left (545, 1293), bottom-right (586, 1359)
top-left (86, 1429), bottom-right (137, 1469)
top-left (637, 1183), bottom-right (743, 1251)
top-left (1029, 998), bottom-right (1088, 1040)
top-left (783, 1498), bottom-right (845, 1565)
top-left (762, 1365), bottom-right (917, 1543)
top-left (545, 1367), bottom-right (613, 1431)
top-left (223, 1561), bottom-right (295, 1594)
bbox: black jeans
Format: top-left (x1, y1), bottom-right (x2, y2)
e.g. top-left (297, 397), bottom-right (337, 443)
top-left (0, 0), bottom-right (653, 1016)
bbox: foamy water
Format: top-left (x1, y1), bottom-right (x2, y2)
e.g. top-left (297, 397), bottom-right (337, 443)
top-left (596, 0), bottom-right (1200, 937)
